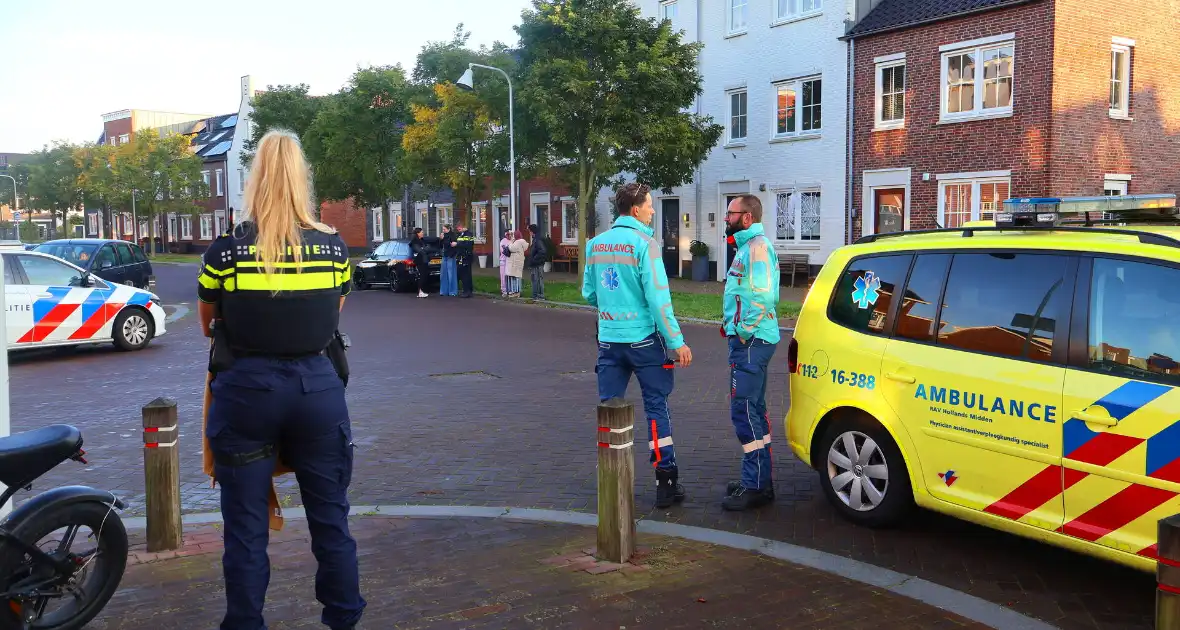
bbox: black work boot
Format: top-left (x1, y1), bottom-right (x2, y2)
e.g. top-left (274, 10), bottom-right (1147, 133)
top-left (655, 468), bottom-right (686, 509)
top-left (722, 483), bottom-right (774, 511)
top-left (727, 480), bottom-right (775, 501)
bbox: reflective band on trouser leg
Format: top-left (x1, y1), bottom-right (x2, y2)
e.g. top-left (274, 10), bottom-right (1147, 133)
top-left (648, 436), bottom-right (674, 450)
top-left (741, 438), bottom-right (767, 453)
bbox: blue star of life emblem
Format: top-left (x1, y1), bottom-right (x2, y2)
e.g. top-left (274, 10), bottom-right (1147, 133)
top-left (852, 272), bottom-right (881, 309)
top-left (601, 267), bottom-right (620, 291)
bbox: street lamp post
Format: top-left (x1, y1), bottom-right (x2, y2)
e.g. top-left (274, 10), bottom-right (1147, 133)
top-left (456, 63), bottom-right (516, 236)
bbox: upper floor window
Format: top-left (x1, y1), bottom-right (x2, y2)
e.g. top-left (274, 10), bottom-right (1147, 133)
top-left (215, 169), bottom-right (224, 197)
top-left (728, 89), bottom-right (748, 143)
top-left (118, 134), bottom-right (129, 145)
top-left (775, 0), bottom-right (821, 23)
top-left (1110, 40), bottom-right (1133, 118)
top-left (660, 0), bottom-right (677, 21)
top-left (940, 35), bottom-right (1014, 121)
top-left (728, 0), bottom-right (747, 34)
top-left (774, 77), bottom-right (822, 137)
top-left (874, 56), bottom-right (905, 129)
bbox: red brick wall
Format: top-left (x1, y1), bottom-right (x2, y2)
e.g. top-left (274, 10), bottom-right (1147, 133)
top-left (320, 198), bottom-right (369, 251)
top-left (475, 171), bottom-right (578, 248)
top-left (1049, 0), bottom-right (1180, 196)
top-left (103, 118), bottom-right (132, 145)
top-left (851, 0), bottom-right (1055, 239)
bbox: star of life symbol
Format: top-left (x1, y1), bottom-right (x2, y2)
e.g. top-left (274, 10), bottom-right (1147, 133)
top-left (602, 267), bottom-right (620, 291)
top-left (852, 271), bottom-right (881, 309)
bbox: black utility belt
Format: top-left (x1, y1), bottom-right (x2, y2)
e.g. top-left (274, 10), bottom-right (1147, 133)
top-left (230, 347), bottom-right (325, 360)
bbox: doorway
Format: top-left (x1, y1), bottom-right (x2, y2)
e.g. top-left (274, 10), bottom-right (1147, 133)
top-left (534, 203), bottom-right (550, 239)
top-left (660, 198), bottom-right (680, 278)
top-left (724, 194), bottom-right (742, 270)
top-left (873, 188), bottom-right (905, 234)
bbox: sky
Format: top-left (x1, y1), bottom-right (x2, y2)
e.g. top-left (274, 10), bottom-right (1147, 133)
top-left (0, 0), bottom-right (531, 153)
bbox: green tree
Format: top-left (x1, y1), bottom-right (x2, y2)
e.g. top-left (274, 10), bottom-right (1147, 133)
top-left (243, 84), bottom-right (327, 163)
top-left (26, 143), bottom-right (85, 236)
top-left (516, 0), bottom-right (722, 274)
top-left (302, 66), bottom-right (415, 210)
top-left (114, 129), bottom-right (207, 253)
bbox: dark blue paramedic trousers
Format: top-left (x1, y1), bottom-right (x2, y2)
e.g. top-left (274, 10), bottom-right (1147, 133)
top-left (207, 355), bottom-right (365, 630)
top-left (728, 336), bottom-right (777, 491)
top-left (596, 332), bottom-right (677, 470)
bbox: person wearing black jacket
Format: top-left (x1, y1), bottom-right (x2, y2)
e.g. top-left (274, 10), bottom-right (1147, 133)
top-left (410, 228), bottom-right (430, 298)
top-left (439, 225), bottom-right (458, 296)
top-left (527, 223), bottom-right (547, 300)
top-left (455, 223), bottom-right (475, 298)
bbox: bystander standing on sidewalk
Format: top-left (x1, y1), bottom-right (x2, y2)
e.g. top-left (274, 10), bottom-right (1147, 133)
top-left (197, 129), bottom-right (365, 629)
top-left (440, 224), bottom-right (458, 296)
top-left (583, 182), bottom-right (693, 509)
top-left (410, 227), bottom-right (430, 298)
top-left (526, 223), bottom-right (547, 300)
top-left (719, 194), bottom-right (781, 511)
top-left (505, 230), bottom-right (528, 297)
top-left (498, 229), bottom-right (512, 296)
top-left (455, 222), bottom-right (475, 298)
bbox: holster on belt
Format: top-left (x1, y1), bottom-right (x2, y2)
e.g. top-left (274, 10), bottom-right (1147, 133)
top-left (208, 318), bottom-right (235, 374)
top-left (324, 330), bottom-right (351, 386)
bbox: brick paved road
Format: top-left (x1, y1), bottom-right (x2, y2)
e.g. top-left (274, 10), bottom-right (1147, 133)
top-left (11, 263), bottom-right (1154, 630)
top-left (97, 516), bottom-right (987, 629)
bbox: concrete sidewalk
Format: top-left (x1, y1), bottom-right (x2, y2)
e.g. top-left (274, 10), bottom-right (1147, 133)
top-left (95, 516), bottom-right (988, 629)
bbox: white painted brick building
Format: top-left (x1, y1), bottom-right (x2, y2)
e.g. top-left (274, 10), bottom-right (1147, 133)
top-left (614, 0), bottom-right (853, 280)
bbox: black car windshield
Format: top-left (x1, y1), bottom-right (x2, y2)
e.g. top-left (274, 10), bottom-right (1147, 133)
top-left (378, 242), bottom-right (411, 258)
top-left (35, 243), bottom-right (99, 267)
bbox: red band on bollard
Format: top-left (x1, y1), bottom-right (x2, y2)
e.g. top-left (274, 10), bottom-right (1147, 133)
top-left (1160, 583), bottom-right (1180, 595)
top-left (597, 426), bottom-right (610, 432)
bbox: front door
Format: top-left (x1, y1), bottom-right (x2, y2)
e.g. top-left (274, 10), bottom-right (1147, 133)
top-left (661, 198), bottom-right (680, 278)
top-left (535, 204), bottom-right (550, 238)
top-left (724, 194), bottom-right (742, 270)
top-left (874, 188), bottom-right (905, 234)
top-left (1060, 256), bottom-right (1180, 561)
top-left (880, 251), bottom-right (1074, 532)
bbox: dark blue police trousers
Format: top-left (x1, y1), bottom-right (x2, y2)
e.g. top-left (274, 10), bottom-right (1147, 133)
top-left (207, 355), bottom-right (365, 630)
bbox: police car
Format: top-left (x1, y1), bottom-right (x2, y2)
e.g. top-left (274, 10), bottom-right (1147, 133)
top-left (787, 194), bottom-right (1180, 571)
top-left (2, 250), bottom-right (166, 352)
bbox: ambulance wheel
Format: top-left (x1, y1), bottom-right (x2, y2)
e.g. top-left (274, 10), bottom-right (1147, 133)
top-left (817, 413), bottom-right (913, 528)
top-left (112, 308), bottom-right (154, 351)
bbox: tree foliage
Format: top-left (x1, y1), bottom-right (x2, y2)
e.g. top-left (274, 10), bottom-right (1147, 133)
top-left (516, 0), bottom-right (722, 273)
top-left (242, 84), bottom-right (325, 163)
top-left (25, 143), bottom-right (85, 235)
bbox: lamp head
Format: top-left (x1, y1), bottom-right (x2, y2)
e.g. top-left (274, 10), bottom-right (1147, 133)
top-left (456, 67), bottom-right (475, 91)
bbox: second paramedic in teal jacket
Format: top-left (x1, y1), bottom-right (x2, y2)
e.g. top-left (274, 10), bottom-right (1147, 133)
top-left (583, 182), bottom-right (693, 509)
top-left (720, 194), bottom-right (781, 512)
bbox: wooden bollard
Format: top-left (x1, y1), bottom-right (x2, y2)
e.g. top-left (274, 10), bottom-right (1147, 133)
top-left (1158, 514), bottom-right (1180, 628)
top-left (143, 397), bottom-right (182, 552)
top-left (596, 398), bottom-right (636, 564)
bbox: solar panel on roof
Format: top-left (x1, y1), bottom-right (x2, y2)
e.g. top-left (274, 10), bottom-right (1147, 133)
top-left (221, 115), bottom-right (238, 128)
top-left (205, 141), bottom-right (232, 155)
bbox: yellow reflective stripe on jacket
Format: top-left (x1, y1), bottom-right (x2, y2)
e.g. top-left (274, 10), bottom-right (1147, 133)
top-left (233, 270), bottom-right (343, 291)
top-left (198, 273), bottom-right (222, 290)
top-left (204, 264), bottom-right (234, 277)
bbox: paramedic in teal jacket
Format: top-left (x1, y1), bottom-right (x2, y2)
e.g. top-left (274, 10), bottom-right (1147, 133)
top-left (583, 182), bottom-right (694, 509)
top-left (720, 194), bottom-right (781, 511)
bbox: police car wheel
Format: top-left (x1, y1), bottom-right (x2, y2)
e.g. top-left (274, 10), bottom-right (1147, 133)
top-left (818, 415), bottom-right (913, 528)
top-left (112, 308), bottom-right (154, 351)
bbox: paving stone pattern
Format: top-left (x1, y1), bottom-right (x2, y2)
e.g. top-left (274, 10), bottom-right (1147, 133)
top-left (12, 264), bottom-right (1155, 630)
top-left (96, 516), bottom-right (987, 629)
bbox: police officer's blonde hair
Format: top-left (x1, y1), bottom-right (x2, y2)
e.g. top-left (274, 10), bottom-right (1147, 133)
top-left (243, 129), bottom-right (334, 277)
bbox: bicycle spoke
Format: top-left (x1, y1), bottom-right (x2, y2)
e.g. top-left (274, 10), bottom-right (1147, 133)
top-left (55, 525), bottom-right (81, 555)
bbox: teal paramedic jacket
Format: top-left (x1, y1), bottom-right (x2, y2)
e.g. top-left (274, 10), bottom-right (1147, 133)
top-left (582, 216), bottom-right (686, 350)
top-left (723, 223), bottom-right (781, 344)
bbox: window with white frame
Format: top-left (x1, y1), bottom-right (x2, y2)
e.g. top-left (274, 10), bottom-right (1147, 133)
top-left (214, 211), bottom-right (225, 236)
top-left (875, 57), bottom-right (906, 128)
top-left (938, 175), bottom-right (1010, 228)
top-left (87, 213), bottom-right (99, 236)
top-left (660, 0), bottom-right (677, 21)
top-left (472, 203), bottom-right (487, 243)
top-left (372, 207), bottom-right (384, 241)
top-left (775, 0), bottom-right (821, 22)
top-left (561, 201), bottom-right (578, 243)
top-left (215, 169), bottom-right (224, 196)
top-left (774, 77), bottom-right (821, 137)
top-left (119, 134), bottom-right (129, 145)
top-left (941, 37), bottom-right (1014, 120)
top-left (200, 215), bottom-right (213, 240)
top-left (181, 216), bottom-right (193, 240)
top-left (1103, 177), bottom-right (1130, 221)
top-left (773, 189), bottom-right (821, 243)
top-left (201, 170), bottom-right (211, 194)
top-left (1110, 43), bottom-right (1131, 118)
top-left (728, 90), bottom-right (748, 143)
top-left (138, 221), bottom-right (148, 238)
top-left (168, 214), bottom-right (177, 242)
top-left (436, 205), bottom-right (454, 235)
top-left (238, 168), bottom-right (245, 192)
top-left (728, 0), bottom-right (747, 34)
top-left (122, 213), bottom-right (133, 236)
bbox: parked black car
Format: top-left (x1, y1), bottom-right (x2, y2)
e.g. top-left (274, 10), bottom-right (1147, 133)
top-left (34, 239), bottom-right (154, 289)
top-left (352, 237), bottom-right (442, 293)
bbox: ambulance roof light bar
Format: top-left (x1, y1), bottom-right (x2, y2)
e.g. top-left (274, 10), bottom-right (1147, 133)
top-left (996, 194), bottom-right (1178, 228)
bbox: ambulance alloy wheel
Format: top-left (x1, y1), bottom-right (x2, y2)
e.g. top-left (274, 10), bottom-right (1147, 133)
top-left (817, 414), bottom-right (913, 528)
top-left (112, 308), bottom-right (154, 351)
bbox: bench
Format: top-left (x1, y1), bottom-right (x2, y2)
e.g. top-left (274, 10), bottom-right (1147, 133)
top-left (553, 244), bottom-right (579, 272)
top-left (779, 254), bottom-right (811, 287)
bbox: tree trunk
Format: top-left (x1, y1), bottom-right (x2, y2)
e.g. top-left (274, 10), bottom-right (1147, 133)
top-left (576, 154), bottom-right (596, 280)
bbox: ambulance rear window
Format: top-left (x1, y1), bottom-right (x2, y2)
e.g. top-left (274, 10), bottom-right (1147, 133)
top-left (828, 254), bottom-right (912, 335)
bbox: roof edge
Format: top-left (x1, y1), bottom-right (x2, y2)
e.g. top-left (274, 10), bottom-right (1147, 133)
top-left (841, 0), bottom-right (1037, 41)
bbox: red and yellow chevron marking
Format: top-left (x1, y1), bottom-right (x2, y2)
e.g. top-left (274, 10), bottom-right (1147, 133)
top-left (981, 380), bottom-right (1180, 553)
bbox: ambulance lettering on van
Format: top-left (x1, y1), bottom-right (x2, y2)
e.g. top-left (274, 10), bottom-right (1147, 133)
top-left (914, 383), bottom-right (1058, 423)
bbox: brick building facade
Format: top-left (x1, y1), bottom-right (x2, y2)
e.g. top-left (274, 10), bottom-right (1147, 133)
top-left (847, 0), bottom-right (1180, 240)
